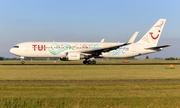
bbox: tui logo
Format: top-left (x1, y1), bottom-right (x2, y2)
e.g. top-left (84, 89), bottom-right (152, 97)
top-left (149, 30), bottom-right (161, 40)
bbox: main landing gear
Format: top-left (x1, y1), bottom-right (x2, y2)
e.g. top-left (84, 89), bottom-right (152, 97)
top-left (83, 59), bottom-right (96, 65)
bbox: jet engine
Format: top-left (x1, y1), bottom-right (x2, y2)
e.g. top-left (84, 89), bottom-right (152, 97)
top-left (60, 52), bottom-right (83, 61)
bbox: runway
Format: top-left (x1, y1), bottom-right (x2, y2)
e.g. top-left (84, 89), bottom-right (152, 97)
top-left (1, 63), bottom-right (180, 65)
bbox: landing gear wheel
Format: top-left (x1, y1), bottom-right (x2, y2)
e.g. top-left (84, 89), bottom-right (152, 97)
top-left (21, 61), bottom-right (25, 64)
top-left (83, 59), bottom-right (97, 65)
top-left (88, 60), bottom-right (96, 65)
top-left (88, 60), bottom-right (92, 64)
top-left (92, 60), bottom-right (96, 64)
top-left (83, 60), bottom-right (87, 64)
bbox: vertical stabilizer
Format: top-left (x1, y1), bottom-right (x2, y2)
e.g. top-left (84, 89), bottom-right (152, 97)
top-left (137, 19), bottom-right (166, 46)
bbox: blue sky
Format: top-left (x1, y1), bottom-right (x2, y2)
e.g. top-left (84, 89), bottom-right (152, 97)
top-left (0, 0), bottom-right (180, 58)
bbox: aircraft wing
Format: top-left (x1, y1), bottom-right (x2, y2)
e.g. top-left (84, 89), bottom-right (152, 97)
top-left (81, 43), bottom-right (130, 55)
top-left (145, 45), bottom-right (171, 50)
top-left (81, 31), bottom-right (139, 55)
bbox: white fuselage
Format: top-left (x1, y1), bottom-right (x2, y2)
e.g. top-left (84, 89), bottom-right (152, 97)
top-left (10, 42), bottom-right (157, 58)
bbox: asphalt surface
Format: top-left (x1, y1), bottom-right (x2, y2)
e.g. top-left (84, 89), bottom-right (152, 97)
top-left (1, 63), bottom-right (180, 65)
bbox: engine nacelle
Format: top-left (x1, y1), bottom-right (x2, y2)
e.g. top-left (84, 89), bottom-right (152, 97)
top-left (60, 52), bottom-right (81, 61)
top-left (67, 52), bottom-right (80, 60)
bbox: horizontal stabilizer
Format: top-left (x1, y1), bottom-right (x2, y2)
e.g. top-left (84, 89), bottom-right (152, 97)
top-left (145, 45), bottom-right (170, 50)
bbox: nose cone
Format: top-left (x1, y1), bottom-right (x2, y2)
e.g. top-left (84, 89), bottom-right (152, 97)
top-left (10, 48), bottom-right (13, 53)
top-left (10, 48), bottom-right (16, 55)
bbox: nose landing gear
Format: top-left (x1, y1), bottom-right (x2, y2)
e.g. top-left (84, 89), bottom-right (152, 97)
top-left (21, 61), bottom-right (25, 64)
top-left (20, 56), bottom-right (25, 64)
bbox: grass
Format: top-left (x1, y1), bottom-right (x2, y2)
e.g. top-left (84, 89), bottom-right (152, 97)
top-left (0, 60), bottom-right (180, 107)
top-left (0, 65), bottom-right (179, 80)
top-left (1, 82), bottom-right (180, 107)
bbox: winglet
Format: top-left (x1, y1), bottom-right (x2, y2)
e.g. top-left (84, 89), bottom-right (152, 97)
top-left (100, 39), bottom-right (105, 43)
top-left (126, 31), bottom-right (139, 44)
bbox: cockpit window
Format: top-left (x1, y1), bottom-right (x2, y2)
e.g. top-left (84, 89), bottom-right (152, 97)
top-left (13, 46), bottom-right (19, 48)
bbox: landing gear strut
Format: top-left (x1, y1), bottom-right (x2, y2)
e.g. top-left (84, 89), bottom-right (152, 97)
top-left (20, 56), bottom-right (25, 64)
top-left (83, 59), bottom-right (96, 65)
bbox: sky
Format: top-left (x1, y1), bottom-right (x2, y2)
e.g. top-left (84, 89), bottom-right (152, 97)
top-left (0, 0), bottom-right (180, 58)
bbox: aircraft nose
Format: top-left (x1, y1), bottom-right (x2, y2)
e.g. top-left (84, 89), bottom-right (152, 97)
top-left (10, 48), bottom-right (13, 53)
top-left (10, 48), bottom-right (16, 55)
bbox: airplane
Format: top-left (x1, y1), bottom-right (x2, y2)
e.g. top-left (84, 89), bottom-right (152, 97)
top-left (10, 19), bottom-right (170, 64)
